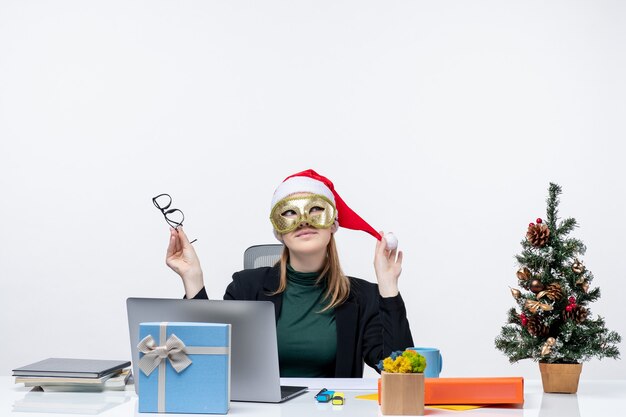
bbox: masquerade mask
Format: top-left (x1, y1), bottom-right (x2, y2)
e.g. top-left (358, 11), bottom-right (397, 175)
top-left (270, 194), bottom-right (337, 234)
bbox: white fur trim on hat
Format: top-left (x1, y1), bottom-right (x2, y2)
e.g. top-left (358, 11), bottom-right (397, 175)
top-left (270, 176), bottom-right (335, 210)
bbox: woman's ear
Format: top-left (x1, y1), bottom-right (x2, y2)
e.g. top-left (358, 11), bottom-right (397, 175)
top-left (330, 222), bottom-right (339, 234)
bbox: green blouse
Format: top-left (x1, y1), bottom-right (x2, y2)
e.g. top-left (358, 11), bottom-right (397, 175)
top-left (276, 264), bottom-right (337, 377)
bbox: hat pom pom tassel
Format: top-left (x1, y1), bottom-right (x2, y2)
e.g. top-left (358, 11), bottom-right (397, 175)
top-left (384, 232), bottom-right (398, 251)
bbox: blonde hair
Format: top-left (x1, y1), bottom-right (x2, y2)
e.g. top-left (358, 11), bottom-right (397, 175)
top-left (273, 235), bottom-right (350, 312)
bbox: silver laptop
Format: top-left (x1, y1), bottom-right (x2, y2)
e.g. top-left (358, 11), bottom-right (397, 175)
top-left (126, 298), bottom-right (307, 403)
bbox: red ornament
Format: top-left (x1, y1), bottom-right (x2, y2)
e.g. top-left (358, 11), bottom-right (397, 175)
top-left (568, 296), bottom-right (576, 304)
top-left (520, 313), bottom-right (528, 326)
top-left (529, 222), bottom-right (534, 227)
top-left (566, 305), bottom-right (574, 312)
top-left (536, 218), bottom-right (543, 224)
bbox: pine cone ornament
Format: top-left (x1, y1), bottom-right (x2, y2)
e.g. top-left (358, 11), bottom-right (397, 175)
top-left (563, 306), bottom-right (588, 323)
top-left (526, 315), bottom-right (549, 337)
top-left (527, 223), bottom-right (550, 247)
top-left (540, 283), bottom-right (563, 301)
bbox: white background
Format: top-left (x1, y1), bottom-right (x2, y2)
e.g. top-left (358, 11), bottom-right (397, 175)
top-left (1, 0), bottom-right (625, 380)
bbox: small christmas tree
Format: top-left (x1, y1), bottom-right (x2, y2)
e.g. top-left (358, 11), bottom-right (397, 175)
top-left (495, 183), bottom-right (621, 364)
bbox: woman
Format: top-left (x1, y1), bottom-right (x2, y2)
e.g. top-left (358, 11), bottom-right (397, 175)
top-left (165, 169), bottom-right (414, 377)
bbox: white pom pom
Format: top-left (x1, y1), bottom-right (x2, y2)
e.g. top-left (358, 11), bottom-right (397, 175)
top-left (384, 232), bottom-right (398, 251)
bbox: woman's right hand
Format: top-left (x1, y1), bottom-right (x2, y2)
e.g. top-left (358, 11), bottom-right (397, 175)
top-left (166, 227), bottom-right (205, 298)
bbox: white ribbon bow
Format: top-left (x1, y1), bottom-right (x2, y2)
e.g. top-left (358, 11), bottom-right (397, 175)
top-left (137, 334), bottom-right (192, 376)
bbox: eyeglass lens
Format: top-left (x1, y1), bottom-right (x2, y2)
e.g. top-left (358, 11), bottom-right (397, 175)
top-left (152, 193), bottom-right (185, 228)
top-left (164, 209), bottom-right (184, 228)
top-left (153, 194), bottom-right (172, 210)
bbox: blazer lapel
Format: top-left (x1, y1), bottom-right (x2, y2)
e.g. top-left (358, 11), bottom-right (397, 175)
top-left (260, 265), bottom-right (283, 321)
top-left (334, 300), bottom-right (358, 377)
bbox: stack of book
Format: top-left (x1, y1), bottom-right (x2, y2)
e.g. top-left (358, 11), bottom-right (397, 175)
top-left (13, 358), bottom-right (131, 392)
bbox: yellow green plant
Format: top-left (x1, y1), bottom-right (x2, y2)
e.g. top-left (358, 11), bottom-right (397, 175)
top-left (377, 350), bottom-right (426, 373)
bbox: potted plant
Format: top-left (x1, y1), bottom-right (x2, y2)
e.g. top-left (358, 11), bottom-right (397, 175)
top-left (495, 183), bottom-right (621, 393)
top-left (378, 350), bottom-right (426, 415)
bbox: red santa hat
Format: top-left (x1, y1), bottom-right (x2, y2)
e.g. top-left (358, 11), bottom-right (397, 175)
top-left (271, 169), bottom-right (382, 241)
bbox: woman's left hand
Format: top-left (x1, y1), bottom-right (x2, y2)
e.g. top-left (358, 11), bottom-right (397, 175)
top-left (374, 231), bottom-right (403, 297)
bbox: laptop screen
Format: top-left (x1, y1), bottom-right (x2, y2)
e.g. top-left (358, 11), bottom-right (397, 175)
top-left (126, 298), bottom-right (291, 402)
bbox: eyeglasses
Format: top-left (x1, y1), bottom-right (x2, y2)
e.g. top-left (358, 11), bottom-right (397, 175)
top-left (152, 193), bottom-right (185, 227)
top-left (152, 193), bottom-right (197, 243)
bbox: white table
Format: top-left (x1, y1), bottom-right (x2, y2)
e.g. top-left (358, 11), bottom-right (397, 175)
top-left (2, 377), bottom-right (625, 416)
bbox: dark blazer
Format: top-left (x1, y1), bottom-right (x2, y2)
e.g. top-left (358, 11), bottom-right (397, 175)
top-left (191, 265), bottom-right (414, 377)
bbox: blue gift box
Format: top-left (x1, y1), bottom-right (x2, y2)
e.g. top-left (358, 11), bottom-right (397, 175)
top-left (138, 322), bottom-right (230, 414)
